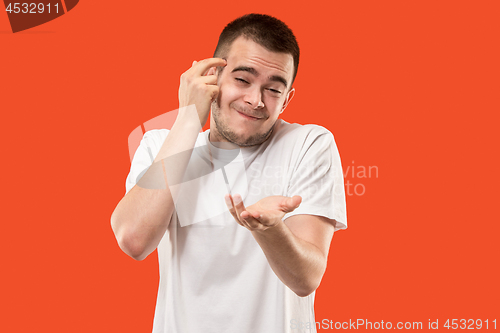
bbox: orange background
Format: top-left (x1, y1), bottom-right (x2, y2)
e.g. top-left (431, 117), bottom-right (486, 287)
top-left (1, 1), bottom-right (499, 331)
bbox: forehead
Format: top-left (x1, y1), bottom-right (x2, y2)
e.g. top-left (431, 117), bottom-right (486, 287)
top-left (225, 36), bottom-right (294, 86)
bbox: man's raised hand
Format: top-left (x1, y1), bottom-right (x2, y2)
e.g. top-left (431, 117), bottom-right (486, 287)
top-left (178, 58), bottom-right (226, 127)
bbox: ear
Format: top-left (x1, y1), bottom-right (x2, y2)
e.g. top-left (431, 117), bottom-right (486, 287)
top-left (280, 87), bottom-right (295, 114)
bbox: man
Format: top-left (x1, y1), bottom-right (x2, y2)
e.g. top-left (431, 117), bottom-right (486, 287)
top-left (111, 13), bottom-right (347, 333)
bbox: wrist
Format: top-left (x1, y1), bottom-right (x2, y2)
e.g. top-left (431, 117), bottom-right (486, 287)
top-left (174, 104), bottom-right (203, 131)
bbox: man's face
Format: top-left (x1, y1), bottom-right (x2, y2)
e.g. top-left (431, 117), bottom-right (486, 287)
top-left (209, 36), bottom-right (295, 147)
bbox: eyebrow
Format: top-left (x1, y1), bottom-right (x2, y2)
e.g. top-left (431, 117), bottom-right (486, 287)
top-left (231, 66), bottom-right (288, 88)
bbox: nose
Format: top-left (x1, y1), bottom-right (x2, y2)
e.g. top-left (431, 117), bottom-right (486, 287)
top-left (244, 87), bottom-right (264, 109)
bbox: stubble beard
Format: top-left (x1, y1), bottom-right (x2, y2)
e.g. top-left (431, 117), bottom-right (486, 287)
top-left (211, 100), bottom-right (275, 147)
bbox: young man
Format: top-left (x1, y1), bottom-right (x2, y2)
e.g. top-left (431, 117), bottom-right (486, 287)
top-left (111, 13), bottom-right (347, 333)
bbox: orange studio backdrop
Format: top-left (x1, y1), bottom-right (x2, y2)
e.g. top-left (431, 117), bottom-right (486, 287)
top-left (1, 1), bottom-right (499, 332)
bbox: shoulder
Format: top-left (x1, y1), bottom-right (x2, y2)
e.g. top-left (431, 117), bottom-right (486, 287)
top-left (271, 119), bottom-right (336, 149)
top-left (142, 128), bottom-right (170, 144)
top-left (137, 129), bottom-right (170, 157)
top-left (141, 128), bottom-right (206, 153)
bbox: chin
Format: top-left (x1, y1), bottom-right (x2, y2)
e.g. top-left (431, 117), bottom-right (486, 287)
top-left (224, 124), bottom-right (274, 147)
top-left (212, 103), bottom-right (274, 146)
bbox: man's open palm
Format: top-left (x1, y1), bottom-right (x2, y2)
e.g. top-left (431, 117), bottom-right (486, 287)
top-left (225, 194), bottom-right (302, 231)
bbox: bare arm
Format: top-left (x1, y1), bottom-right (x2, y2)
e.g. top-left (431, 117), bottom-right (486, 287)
top-left (252, 214), bottom-right (334, 297)
top-left (225, 194), bottom-right (335, 297)
top-left (111, 58), bottom-right (226, 260)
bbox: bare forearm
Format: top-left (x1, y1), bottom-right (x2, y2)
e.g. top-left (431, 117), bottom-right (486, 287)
top-left (112, 58), bottom-right (226, 260)
top-left (111, 106), bottom-right (201, 260)
top-left (251, 221), bottom-right (327, 297)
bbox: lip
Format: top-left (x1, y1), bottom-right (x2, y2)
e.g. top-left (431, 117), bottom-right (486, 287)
top-left (234, 108), bottom-right (262, 121)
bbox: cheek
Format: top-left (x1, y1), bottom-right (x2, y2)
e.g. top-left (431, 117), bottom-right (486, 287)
top-left (218, 75), bottom-right (242, 100)
top-left (219, 83), bottom-right (242, 105)
top-left (263, 96), bottom-right (283, 114)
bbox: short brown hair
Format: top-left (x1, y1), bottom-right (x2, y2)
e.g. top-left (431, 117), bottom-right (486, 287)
top-left (213, 13), bottom-right (300, 85)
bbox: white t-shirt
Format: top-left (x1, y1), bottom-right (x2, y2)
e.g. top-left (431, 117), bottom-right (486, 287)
top-left (125, 119), bottom-right (347, 333)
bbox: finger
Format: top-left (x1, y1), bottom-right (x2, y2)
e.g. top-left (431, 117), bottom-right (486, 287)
top-left (224, 194), bottom-right (245, 227)
top-left (247, 210), bottom-right (263, 220)
top-left (192, 60), bottom-right (197, 67)
top-left (224, 194), bottom-right (236, 214)
top-left (247, 210), bottom-right (278, 228)
top-left (231, 194), bottom-right (246, 220)
top-left (205, 66), bottom-right (216, 76)
top-left (207, 85), bottom-right (220, 102)
top-left (224, 194), bottom-right (238, 220)
top-left (231, 194), bottom-right (254, 228)
top-left (198, 74), bottom-right (218, 85)
top-left (243, 209), bottom-right (267, 229)
top-left (233, 195), bottom-right (264, 229)
top-left (240, 212), bottom-right (261, 229)
top-left (193, 58), bottom-right (227, 76)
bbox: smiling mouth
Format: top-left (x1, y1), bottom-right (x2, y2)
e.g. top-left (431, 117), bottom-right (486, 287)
top-left (233, 108), bottom-right (263, 121)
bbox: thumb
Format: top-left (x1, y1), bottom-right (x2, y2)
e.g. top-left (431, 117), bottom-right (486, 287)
top-left (282, 195), bottom-right (302, 213)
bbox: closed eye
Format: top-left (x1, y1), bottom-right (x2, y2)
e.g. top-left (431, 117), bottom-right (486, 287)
top-left (235, 78), bottom-right (281, 95)
top-left (267, 88), bottom-right (282, 94)
top-left (235, 78), bottom-right (249, 84)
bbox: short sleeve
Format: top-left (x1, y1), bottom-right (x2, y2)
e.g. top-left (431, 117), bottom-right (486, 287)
top-left (125, 129), bottom-right (169, 194)
top-left (283, 129), bottom-right (347, 231)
